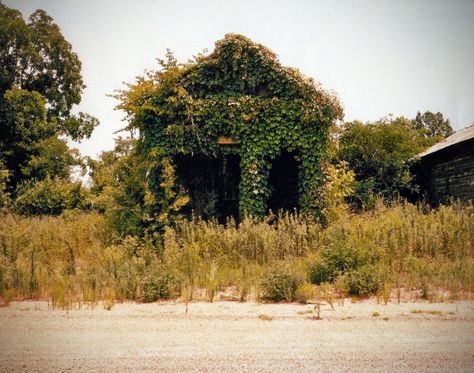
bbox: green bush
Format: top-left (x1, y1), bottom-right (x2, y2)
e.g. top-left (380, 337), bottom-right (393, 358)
top-left (308, 259), bottom-right (333, 285)
top-left (260, 267), bottom-right (301, 302)
top-left (295, 283), bottom-right (314, 304)
top-left (140, 268), bottom-right (180, 302)
top-left (345, 265), bottom-right (381, 297)
top-left (309, 241), bottom-right (371, 284)
top-left (14, 177), bottom-right (89, 216)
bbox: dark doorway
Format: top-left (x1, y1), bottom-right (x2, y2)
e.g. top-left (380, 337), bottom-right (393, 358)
top-left (173, 154), bottom-right (240, 223)
top-left (218, 154), bottom-right (240, 223)
top-left (267, 150), bottom-right (299, 213)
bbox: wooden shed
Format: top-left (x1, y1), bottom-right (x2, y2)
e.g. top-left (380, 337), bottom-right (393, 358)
top-left (412, 125), bottom-right (474, 204)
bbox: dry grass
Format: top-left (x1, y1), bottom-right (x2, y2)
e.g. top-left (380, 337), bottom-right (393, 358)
top-left (0, 201), bottom-right (473, 308)
top-left (411, 309), bottom-right (444, 315)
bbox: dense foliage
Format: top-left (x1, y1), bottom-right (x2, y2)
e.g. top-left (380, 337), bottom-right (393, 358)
top-left (0, 2), bottom-right (97, 194)
top-left (337, 115), bottom-right (447, 207)
top-left (14, 176), bottom-right (87, 216)
top-left (87, 137), bottom-right (150, 237)
top-left (117, 34), bottom-right (343, 219)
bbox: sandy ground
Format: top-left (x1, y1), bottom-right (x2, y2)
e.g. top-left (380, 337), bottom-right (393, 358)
top-left (1, 299), bottom-right (473, 372)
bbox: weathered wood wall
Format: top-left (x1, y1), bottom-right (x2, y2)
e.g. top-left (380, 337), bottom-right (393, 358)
top-left (414, 139), bottom-right (474, 205)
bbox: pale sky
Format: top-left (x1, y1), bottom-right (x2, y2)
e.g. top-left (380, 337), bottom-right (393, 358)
top-left (5, 0), bottom-right (474, 159)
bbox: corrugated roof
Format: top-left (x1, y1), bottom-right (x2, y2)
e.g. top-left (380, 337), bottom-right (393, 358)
top-left (417, 124), bottom-right (474, 158)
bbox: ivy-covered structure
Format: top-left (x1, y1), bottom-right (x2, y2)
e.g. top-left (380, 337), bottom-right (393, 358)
top-left (118, 34), bottom-right (343, 222)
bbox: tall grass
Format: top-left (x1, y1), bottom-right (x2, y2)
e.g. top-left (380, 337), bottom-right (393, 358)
top-left (0, 201), bottom-right (473, 308)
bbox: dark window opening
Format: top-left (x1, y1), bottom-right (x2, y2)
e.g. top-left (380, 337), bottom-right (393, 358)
top-left (267, 150), bottom-right (299, 213)
top-left (173, 154), bottom-right (240, 223)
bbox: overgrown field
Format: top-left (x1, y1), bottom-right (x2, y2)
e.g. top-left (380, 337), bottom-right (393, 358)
top-left (0, 202), bottom-right (473, 309)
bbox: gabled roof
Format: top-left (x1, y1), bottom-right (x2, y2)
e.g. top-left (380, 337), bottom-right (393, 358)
top-left (418, 124), bottom-right (474, 158)
top-left (183, 34), bottom-right (318, 100)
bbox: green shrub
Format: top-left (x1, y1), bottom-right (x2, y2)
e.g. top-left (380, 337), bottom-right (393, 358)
top-left (295, 283), bottom-right (314, 304)
top-left (140, 268), bottom-right (180, 302)
top-left (308, 259), bottom-right (333, 285)
top-left (260, 267), bottom-right (301, 302)
top-left (14, 177), bottom-right (88, 216)
top-left (345, 265), bottom-right (381, 297)
top-left (309, 240), bottom-right (371, 284)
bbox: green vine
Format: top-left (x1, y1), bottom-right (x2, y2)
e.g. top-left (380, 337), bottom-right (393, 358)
top-left (117, 34), bottom-right (343, 218)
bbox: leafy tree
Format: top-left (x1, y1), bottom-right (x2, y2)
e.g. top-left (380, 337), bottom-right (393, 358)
top-left (338, 117), bottom-right (428, 206)
top-left (412, 111), bottom-right (453, 139)
top-left (1, 4), bottom-right (85, 122)
top-left (14, 176), bottom-right (88, 216)
top-left (88, 138), bottom-right (150, 237)
top-left (23, 136), bottom-right (81, 181)
top-left (1, 89), bottom-right (49, 187)
top-left (0, 3), bottom-right (98, 191)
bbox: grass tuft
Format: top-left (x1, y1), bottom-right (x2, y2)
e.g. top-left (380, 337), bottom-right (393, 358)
top-left (411, 309), bottom-right (444, 315)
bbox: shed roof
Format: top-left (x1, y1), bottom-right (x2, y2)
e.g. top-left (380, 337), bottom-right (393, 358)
top-left (417, 124), bottom-right (474, 158)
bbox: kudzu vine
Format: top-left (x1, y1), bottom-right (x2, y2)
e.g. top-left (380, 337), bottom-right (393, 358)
top-left (117, 34), bottom-right (343, 219)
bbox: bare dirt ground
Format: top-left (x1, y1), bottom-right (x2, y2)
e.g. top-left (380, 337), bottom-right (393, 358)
top-left (1, 299), bottom-right (473, 372)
